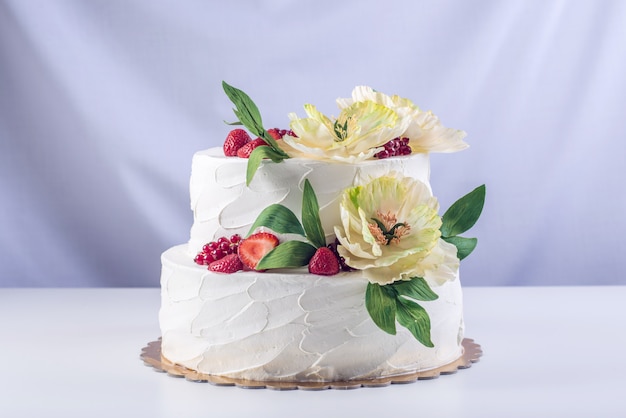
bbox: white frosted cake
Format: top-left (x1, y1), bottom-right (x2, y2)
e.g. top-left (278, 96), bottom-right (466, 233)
top-left (159, 83), bottom-right (484, 383)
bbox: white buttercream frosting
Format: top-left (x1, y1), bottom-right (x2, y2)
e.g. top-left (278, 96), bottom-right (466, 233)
top-left (187, 148), bottom-right (430, 255)
top-left (159, 147), bottom-right (465, 382)
top-left (160, 245), bottom-right (464, 382)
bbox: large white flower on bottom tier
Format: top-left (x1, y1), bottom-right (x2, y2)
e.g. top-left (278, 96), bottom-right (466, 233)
top-left (334, 173), bottom-right (460, 285)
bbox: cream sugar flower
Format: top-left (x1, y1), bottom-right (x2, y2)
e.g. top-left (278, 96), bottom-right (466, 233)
top-left (337, 86), bottom-right (469, 154)
top-left (334, 173), bottom-right (460, 286)
top-left (279, 95), bottom-right (410, 162)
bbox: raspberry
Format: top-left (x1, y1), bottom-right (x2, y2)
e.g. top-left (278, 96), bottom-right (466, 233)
top-left (223, 129), bottom-right (251, 156)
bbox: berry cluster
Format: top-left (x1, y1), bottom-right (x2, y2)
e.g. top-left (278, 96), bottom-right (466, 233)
top-left (223, 128), bottom-right (295, 159)
top-left (374, 137), bottom-right (412, 159)
top-left (193, 232), bottom-right (280, 274)
top-left (194, 235), bottom-right (242, 266)
top-left (193, 232), bottom-right (353, 276)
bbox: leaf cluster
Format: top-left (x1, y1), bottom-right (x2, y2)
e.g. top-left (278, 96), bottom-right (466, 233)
top-left (222, 81), bottom-right (290, 185)
top-left (249, 179), bottom-right (327, 270)
top-left (365, 278), bottom-right (438, 347)
top-left (440, 185), bottom-right (486, 260)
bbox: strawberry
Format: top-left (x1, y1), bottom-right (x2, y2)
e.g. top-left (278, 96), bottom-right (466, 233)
top-left (208, 253), bottom-right (243, 274)
top-left (267, 128), bottom-right (296, 140)
top-left (308, 247), bottom-right (340, 276)
top-left (267, 128), bottom-right (283, 140)
top-left (237, 232), bottom-right (280, 270)
top-left (236, 138), bottom-right (267, 158)
top-left (223, 129), bottom-right (251, 156)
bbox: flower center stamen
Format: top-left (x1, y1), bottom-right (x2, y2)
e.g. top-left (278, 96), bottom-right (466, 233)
top-left (333, 114), bottom-right (357, 142)
top-left (369, 211), bottom-right (411, 246)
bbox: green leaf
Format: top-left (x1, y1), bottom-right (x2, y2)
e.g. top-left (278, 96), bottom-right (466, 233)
top-left (441, 184), bottom-right (486, 237)
top-left (247, 204), bottom-right (305, 237)
top-left (443, 236), bottom-right (478, 260)
top-left (255, 241), bottom-right (317, 270)
top-left (395, 297), bottom-right (434, 347)
top-left (222, 81), bottom-right (265, 137)
top-left (365, 283), bottom-right (397, 335)
top-left (223, 81), bottom-right (290, 185)
top-left (246, 146), bottom-right (288, 186)
top-left (259, 130), bottom-right (287, 155)
top-left (391, 277), bottom-right (439, 301)
top-left (301, 179), bottom-right (326, 248)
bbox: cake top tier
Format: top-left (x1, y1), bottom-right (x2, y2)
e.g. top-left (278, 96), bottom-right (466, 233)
top-left (188, 148), bottom-right (432, 256)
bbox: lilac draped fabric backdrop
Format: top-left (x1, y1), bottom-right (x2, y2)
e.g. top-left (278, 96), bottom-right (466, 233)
top-left (1, 0), bottom-right (625, 287)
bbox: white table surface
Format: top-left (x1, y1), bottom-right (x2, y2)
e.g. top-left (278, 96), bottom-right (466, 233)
top-left (1, 286), bottom-right (625, 418)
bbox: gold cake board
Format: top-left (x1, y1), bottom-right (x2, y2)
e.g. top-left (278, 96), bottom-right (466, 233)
top-left (140, 338), bottom-right (482, 390)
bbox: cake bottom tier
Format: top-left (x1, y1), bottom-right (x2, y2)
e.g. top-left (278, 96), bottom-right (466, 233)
top-left (159, 245), bottom-right (465, 383)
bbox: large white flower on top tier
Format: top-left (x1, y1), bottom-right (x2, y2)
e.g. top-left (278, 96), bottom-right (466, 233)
top-left (336, 86), bottom-right (469, 154)
top-left (278, 96), bottom-right (410, 162)
top-left (334, 173), bottom-right (460, 286)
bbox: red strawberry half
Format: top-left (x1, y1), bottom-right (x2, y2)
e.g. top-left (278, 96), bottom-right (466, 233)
top-left (208, 253), bottom-right (243, 274)
top-left (223, 129), bottom-right (251, 156)
top-left (237, 232), bottom-right (279, 270)
top-left (236, 138), bottom-right (267, 158)
top-left (308, 247), bottom-right (340, 276)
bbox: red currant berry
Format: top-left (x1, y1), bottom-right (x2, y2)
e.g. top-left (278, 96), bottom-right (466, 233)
top-left (211, 249), bottom-right (226, 260)
top-left (194, 253), bottom-right (206, 265)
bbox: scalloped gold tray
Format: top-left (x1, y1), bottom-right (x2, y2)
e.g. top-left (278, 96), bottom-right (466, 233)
top-left (140, 338), bottom-right (482, 390)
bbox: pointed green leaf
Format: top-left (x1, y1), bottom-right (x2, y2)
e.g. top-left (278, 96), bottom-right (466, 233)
top-left (246, 146), bottom-right (288, 186)
top-left (395, 297), bottom-right (434, 347)
top-left (259, 130), bottom-right (286, 155)
top-left (222, 81), bottom-right (265, 137)
top-left (365, 283), bottom-right (397, 335)
top-left (255, 240), bottom-right (317, 270)
top-left (443, 236), bottom-right (478, 260)
top-left (247, 204), bottom-right (305, 237)
top-left (302, 179), bottom-right (326, 248)
top-left (391, 277), bottom-right (439, 301)
top-left (441, 184), bottom-right (486, 237)
top-left (222, 81), bottom-right (288, 158)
